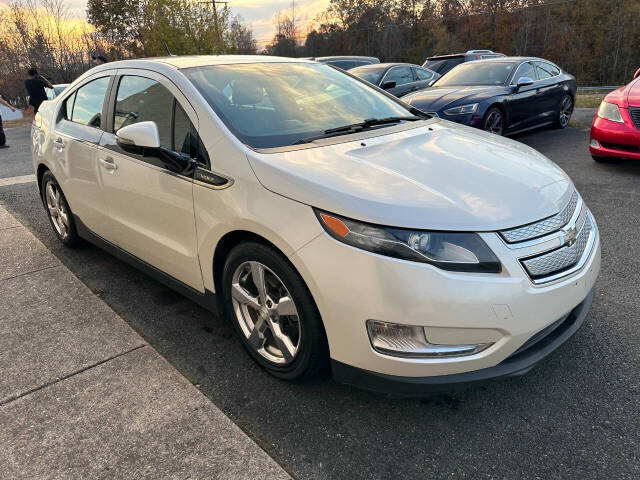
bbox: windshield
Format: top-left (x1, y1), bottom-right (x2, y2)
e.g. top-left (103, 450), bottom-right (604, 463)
top-left (434, 62), bottom-right (516, 87)
top-left (183, 62), bottom-right (412, 149)
top-left (350, 66), bottom-right (387, 85)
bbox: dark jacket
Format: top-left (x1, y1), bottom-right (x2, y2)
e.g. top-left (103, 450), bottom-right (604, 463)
top-left (25, 77), bottom-right (50, 106)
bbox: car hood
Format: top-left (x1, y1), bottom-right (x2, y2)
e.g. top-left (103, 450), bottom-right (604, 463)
top-left (404, 85), bottom-right (508, 111)
top-left (608, 77), bottom-right (640, 108)
top-left (246, 119), bottom-right (573, 231)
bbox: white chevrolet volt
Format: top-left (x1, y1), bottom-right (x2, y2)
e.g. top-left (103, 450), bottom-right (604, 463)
top-left (31, 56), bottom-right (600, 394)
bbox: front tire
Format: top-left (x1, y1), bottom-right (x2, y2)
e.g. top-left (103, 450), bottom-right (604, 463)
top-left (482, 107), bottom-right (504, 135)
top-left (41, 171), bottom-right (81, 246)
top-left (555, 94), bottom-right (573, 129)
top-left (221, 242), bottom-right (328, 380)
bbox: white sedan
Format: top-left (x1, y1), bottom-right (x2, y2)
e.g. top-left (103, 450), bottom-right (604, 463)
top-left (31, 56), bottom-right (600, 394)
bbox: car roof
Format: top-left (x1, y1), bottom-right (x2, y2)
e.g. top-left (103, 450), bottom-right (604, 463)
top-left (352, 62), bottom-right (416, 70)
top-left (92, 55), bottom-right (317, 70)
top-left (426, 52), bottom-right (505, 60)
top-left (464, 56), bottom-right (548, 64)
top-left (314, 56), bottom-right (379, 62)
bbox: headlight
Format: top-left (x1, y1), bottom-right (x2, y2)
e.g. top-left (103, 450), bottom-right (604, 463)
top-left (315, 210), bottom-right (501, 273)
top-left (443, 103), bottom-right (478, 116)
top-left (597, 101), bottom-right (624, 122)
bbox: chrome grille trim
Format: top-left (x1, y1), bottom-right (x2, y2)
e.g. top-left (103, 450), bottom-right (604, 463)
top-left (500, 191), bottom-right (579, 244)
top-left (520, 211), bottom-right (596, 284)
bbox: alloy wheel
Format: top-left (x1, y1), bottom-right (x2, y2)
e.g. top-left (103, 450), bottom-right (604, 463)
top-left (45, 180), bottom-right (69, 239)
top-left (484, 110), bottom-right (503, 135)
top-left (559, 96), bottom-right (573, 127)
top-left (231, 261), bottom-right (301, 365)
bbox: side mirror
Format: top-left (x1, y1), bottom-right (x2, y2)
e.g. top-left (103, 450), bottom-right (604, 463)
top-left (116, 121), bottom-right (160, 149)
top-left (428, 79), bottom-right (437, 87)
top-left (634, 68), bottom-right (640, 80)
top-left (381, 81), bottom-right (397, 90)
top-left (116, 121), bottom-right (194, 174)
top-left (515, 77), bottom-right (535, 89)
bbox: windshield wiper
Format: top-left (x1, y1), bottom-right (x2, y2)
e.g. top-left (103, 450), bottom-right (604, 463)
top-left (295, 115), bottom-right (425, 145)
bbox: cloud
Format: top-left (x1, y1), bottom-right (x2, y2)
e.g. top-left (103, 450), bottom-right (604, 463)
top-left (232, 0), bottom-right (329, 43)
top-left (0, 0), bottom-right (330, 44)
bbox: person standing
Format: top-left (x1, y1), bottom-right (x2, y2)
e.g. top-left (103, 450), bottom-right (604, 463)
top-left (0, 94), bottom-right (17, 149)
top-left (25, 68), bottom-right (53, 115)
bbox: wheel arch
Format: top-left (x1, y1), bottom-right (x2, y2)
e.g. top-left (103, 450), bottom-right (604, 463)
top-left (36, 163), bottom-right (49, 193)
top-left (212, 229), bottom-right (329, 349)
top-left (486, 101), bottom-right (507, 120)
top-left (212, 230), bottom-right (318, 307)
top-left (479, 101), bottom-right (507, 131)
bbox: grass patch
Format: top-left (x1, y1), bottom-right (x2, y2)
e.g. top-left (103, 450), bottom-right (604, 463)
top-left (575, 92), bottom-right (606, 109)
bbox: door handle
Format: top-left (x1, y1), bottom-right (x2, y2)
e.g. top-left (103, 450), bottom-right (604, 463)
top-left (53, 138), bottom-right (65, 150)
top-left (99, 157), bottom-right (117, 171)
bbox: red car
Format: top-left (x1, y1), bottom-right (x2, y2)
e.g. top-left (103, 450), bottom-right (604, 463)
top-left (589, 68), bottom-right (640, 162)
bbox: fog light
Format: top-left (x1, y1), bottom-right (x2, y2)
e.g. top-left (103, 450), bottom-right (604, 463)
top-left (366, 320), bottom-right (493, 358)
top-left (590, 139), bottom-right (601, 149)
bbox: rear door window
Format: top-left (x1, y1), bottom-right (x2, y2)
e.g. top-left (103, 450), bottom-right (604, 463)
top-left (535, 61), bottom-right (560, 80)
top-left (70, 77), bottom-right (110, 128)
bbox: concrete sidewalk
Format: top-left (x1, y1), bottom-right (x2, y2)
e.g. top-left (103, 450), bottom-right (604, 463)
top-left (0, 203), bottom-right (291, 479)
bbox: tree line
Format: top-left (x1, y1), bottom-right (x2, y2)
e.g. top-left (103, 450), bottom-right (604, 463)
top-left (266, 0), bottom-right (640, 87)
top-left (0, 0), bottom-right (256, 106)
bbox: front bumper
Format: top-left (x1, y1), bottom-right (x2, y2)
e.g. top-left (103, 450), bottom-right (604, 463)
top-left (590, 112), bottom-right (640, 160)
top-left (332, 289), bottom-right (593, 395)
top-left (291, 223), bottom-right (600, 382)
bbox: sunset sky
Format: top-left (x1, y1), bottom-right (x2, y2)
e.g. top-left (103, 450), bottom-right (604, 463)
top-left (0, 0), bottom-right (331, 45)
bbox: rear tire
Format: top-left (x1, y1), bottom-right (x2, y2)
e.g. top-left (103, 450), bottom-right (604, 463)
top-left (221, 241), bottom-right (328, 380)
top-left (40, 171), bottom-right (81, 247)
top-left (555, 94), bottom-right (573, 129)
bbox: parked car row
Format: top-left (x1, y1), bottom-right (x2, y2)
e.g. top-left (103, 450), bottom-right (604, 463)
top-left (320, 52), bottom-right (640, 165)
top-left (32, 55), bottom-right (600, 394)
top-left (321, 52), bottom-right (575, 137)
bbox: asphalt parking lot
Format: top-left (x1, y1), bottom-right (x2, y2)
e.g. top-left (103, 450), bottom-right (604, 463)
top-left (1, 124), bottom-right (639, 479)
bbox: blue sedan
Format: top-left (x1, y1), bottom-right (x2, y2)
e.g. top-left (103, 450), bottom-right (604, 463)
top-left (403, 57), bottom-right (577, 136)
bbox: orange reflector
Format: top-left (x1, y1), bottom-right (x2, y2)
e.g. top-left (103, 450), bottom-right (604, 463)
top-left (320, 213), bottom-right (350, 237)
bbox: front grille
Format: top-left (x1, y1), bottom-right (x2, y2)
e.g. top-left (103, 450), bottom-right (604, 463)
top-left (601, 141), bottom-right (639, 152)
top-left (521, 213), bottom-right (594, 280)
top-left (629, 107), bottom-right (640, 130)
top-left (500, 191), bottom-right (579, 243)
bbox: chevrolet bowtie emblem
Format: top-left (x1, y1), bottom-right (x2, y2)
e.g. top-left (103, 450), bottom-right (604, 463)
top-left (561, 224), bottom-right (578, 247)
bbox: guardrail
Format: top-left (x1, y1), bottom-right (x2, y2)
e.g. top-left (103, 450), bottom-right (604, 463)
top-left (577, 86), bottom-right (622, 92)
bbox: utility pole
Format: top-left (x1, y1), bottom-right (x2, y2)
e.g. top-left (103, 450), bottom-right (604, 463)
top-left (199, 0), bottom-right (229, 53)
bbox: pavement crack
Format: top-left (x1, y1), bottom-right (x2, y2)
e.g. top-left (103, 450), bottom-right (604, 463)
top-left (0, 264), bottom-right (61, 282)
top-left (0, 344), bottom-right (147, 407)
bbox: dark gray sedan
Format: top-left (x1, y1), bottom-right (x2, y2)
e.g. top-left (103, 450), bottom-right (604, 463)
top-left (350, 63), bottom-right (440, 97)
